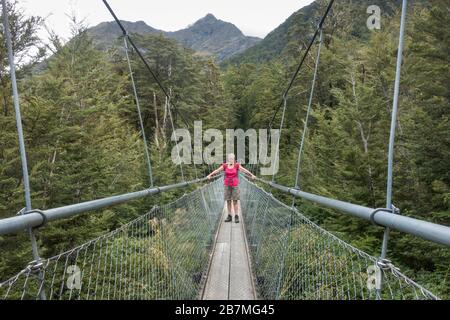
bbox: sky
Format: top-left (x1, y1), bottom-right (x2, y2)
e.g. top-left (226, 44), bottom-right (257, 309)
top-left (20, 0), bottom-right (315, 41)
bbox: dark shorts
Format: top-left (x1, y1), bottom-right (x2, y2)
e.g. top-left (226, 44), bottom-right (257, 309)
top-left (224, 185), bottom-right (240, 201)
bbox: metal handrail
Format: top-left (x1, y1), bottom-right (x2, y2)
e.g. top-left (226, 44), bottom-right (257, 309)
top-left (254, 177), bottom-right (450, 247)
top-left (0, 177), bottom-right (211, 235)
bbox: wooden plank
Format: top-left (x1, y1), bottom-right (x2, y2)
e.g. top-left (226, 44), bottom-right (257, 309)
top-left (202, 203), bottom-right (256, 300)
top-left (229, 217), bottom-right (255, 300)
top-left (202, 207), bottom-right (231, 300)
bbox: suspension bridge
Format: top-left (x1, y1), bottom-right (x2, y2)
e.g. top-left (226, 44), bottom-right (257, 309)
top-left (0, 0), bottom-right (449, 300)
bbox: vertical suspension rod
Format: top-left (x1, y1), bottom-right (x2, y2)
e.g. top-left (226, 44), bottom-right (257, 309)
top-left (293, 28), bottom-right (324, 191)
top-left (123, 37), bottom-right (154, 187)
top-left (1, 0), bottom-right (46, 299)
top-left (382, 0), bottom-right (408, 260)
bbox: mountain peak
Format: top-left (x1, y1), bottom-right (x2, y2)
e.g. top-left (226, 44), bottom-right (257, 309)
top-left (192, 13), bottom-right (224, 28)
top-left (87, 14), bottom-right (261, 62)
top-left (202, 13), bottom-right (217, 21)
top-left (188, 14), bottom-right (242, 37)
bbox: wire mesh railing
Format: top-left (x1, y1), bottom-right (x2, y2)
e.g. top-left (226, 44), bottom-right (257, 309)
top-left (1, 177), bottom-right (442, 300)
top-left (240, 178), bottom-right (440, 300)
top-left (0, 179), bottom-right (224, 300)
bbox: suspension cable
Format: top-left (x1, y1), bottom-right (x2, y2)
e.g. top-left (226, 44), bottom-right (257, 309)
top-left (102, 0), bottom-right (191, 129)
top-left (123, 37), bottom-right (154, 187)
top-left (103, 0), bottom-right (200, 180)
top-left (293, 28), bottom-right (324, 191)
top-left (265, 0), bottom-right (335, 184)
top-left (271, 96), bottom-right (288, 182)
top-left (167, 96), bottom-right (185, 181)
top-left (102, 0), bottom-right (202, 181)
top-left (268, 0), bottom-right (335, 130)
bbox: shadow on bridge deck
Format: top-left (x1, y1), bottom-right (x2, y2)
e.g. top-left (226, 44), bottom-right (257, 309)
top-left (202, 203), bottom-right (256, 300)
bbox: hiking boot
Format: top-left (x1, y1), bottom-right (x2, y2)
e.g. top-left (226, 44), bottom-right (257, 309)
top-left (225, 215), bottom-right (232, 222)
top-left (235, 215), bottom-right (240, 223)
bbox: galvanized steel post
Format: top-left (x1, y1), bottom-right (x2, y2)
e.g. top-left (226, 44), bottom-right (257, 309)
top-left (382, 0), bottom-right (408, 260)
top-left (1, 0), bottom-right (46, 299)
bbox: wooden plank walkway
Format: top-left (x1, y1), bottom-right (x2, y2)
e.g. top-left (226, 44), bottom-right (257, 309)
top-left (202, 203), bottom-right (256, 300)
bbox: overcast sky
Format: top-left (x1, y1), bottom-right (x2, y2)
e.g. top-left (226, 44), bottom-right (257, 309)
top-left (20, 0), bottom-right (315, 40)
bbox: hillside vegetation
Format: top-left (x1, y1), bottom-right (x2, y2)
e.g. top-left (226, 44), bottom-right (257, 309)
top-left (0, 0), bottom-right (448, 297)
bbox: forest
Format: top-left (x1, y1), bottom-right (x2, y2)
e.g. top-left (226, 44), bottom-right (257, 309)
top-left (0, 0), bottom-right (448, 297)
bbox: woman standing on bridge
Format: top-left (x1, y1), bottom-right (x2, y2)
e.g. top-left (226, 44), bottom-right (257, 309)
top-left (207, 153), bottom-right (256, 223)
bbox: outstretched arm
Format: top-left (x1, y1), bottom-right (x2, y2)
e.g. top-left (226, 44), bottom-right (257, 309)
top-left (207, 165), bottom-right (224, 179)
top-left (239, 165), bottom-right (256, 180)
